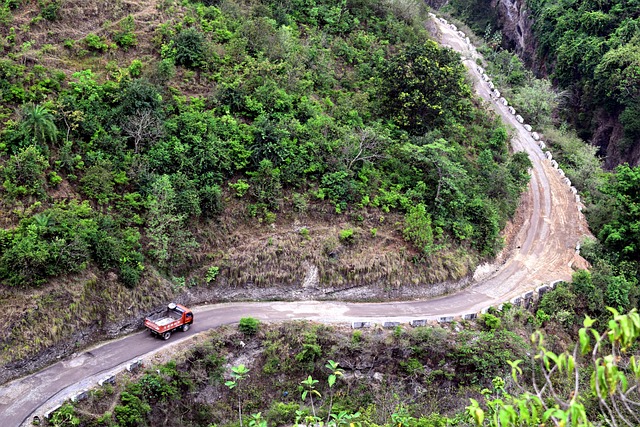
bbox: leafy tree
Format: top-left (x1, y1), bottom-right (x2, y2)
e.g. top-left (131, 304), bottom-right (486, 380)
top-left (320, 170), bottom-right (352, 209)
top-left (248, 159), bottom-right (283, 209)
top-left (145, 174), bottom-right (198, 270)
top-left (148, 109), bottom-right (251, 184)
top-left (79, 162), bottom-right (115, 204)
top-left (199, 184), bottom-right (224, 218)
top-left (596, 164), bottom-right (640, 263)
top-left (401, 137), bottom-right (470, 222)
top-left (381, 40), bottom-right (472, 135)
top-left (169, 172), bottom-right (202, 218)
top-left (511, 78), bottom-right (558, 126)
top-left (173, 27), bottom-right (206, 69)
top-left (119, 78), bottom-right (162, 118)
top-left (403, 203), bottom-right (434, 254)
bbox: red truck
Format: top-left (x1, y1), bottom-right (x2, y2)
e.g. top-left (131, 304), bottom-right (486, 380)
top-left (144, 303), bottom-right (193, 340)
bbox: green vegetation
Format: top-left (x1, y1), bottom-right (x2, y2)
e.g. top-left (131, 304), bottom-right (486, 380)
top-left (239, 317), bottom-right (261, 336)
top-left (6, 0), bottom-right (640, 424)
top-left (0, 0), bottom-right (530, 302)
top-left (527, 0), bottom-right (640, 148)
top-left (0, 200), bottom-right (142, 287)
top-left (59, 318), bottom-right (530, 426)
top-left (448, 0), bottom-right (640, 154)
top-left (56, 307), bottom-right (640, 426)
top-left (443, 3), bottom-right (640, 322)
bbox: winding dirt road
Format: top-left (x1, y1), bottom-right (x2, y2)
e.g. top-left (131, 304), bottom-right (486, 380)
top-left (0, 16), bottom-right (592, 426)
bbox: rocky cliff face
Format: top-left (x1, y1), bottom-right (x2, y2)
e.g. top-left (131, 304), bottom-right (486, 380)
top-left (429, 0), bottom-right (639, 168)
top-left (592, 110), bottom-right (640, 169)
top-left (491, 0), bottom-right (540, 71)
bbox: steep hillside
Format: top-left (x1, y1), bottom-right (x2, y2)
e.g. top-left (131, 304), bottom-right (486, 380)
top-left (442, 0), bottom-right (640, 168)
top-left (43, 307), bottom-right (640, 427)
top-left (439, 0), bottom-right (640, 353)
top-left (0, 0), bottom-right (531, 378)
top-left (53, 315), bottom-right (536, 426)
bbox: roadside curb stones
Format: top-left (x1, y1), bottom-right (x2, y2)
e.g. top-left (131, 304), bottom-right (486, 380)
top-left (98, 374), bottom-right (116, 386)
top-left (351, 321), bottom-right (372, 329)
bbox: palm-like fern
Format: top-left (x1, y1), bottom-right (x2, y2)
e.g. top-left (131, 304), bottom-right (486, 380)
top-left (20, 103), bottom-right (58, 145)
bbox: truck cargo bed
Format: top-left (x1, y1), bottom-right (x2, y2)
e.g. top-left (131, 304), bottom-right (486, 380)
top-left (144, 303), bottom-right (193, 339)
top-left (154, 316), bottom-right (179, 327)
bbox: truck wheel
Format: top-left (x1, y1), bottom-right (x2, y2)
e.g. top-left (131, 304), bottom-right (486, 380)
top-left (162, 331), bottom-right (171, 340)
top-left (182, 324), bottom-right (190, 332)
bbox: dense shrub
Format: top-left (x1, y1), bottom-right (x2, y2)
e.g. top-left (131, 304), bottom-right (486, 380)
top-left (238, 317), bottom-right (260, 336)
top-left (172, 28), bottom-right (206, 69)
top-left (0, 0), bottom-right (533, 286)
top-left (113, 15), bottom-right (138, 50)
top-left (0, 201), bottom-right (143, 287)
top-left (38, 0), bottom-right (62, 21)
top-left (1, 145), bottom-right (48, 199)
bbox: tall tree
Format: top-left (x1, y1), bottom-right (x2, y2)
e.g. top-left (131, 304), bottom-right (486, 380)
top-left (381, 40), bottom-right (472, 135)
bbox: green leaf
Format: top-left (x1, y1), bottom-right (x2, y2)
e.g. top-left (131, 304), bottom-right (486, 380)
top-left (544, 351), bottom-right (560, 372)
top-left (583, 314), bottom-right (596, 328)
top-left (473, 408), bottom-right (484, 426)
top-left (498, 407), bottom-right (514, 426)
top-left (579, 328), bottom-right (591, 355)
top-left (567, 355), bottom-right (575, 380)
top-left (507, 359), bottom-right (523, 382)
top-left (517, 400), bottom-right (530, 423)
top-left (328, 374), bottom-right (336, 388)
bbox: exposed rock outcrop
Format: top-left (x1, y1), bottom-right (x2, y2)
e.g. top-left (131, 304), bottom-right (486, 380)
top-left (430, 0), bottom-right (639, 167)
top-left (491, 0), bottom-right (540, 72)
top-left (592, 110), bottom-right (640, 169)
